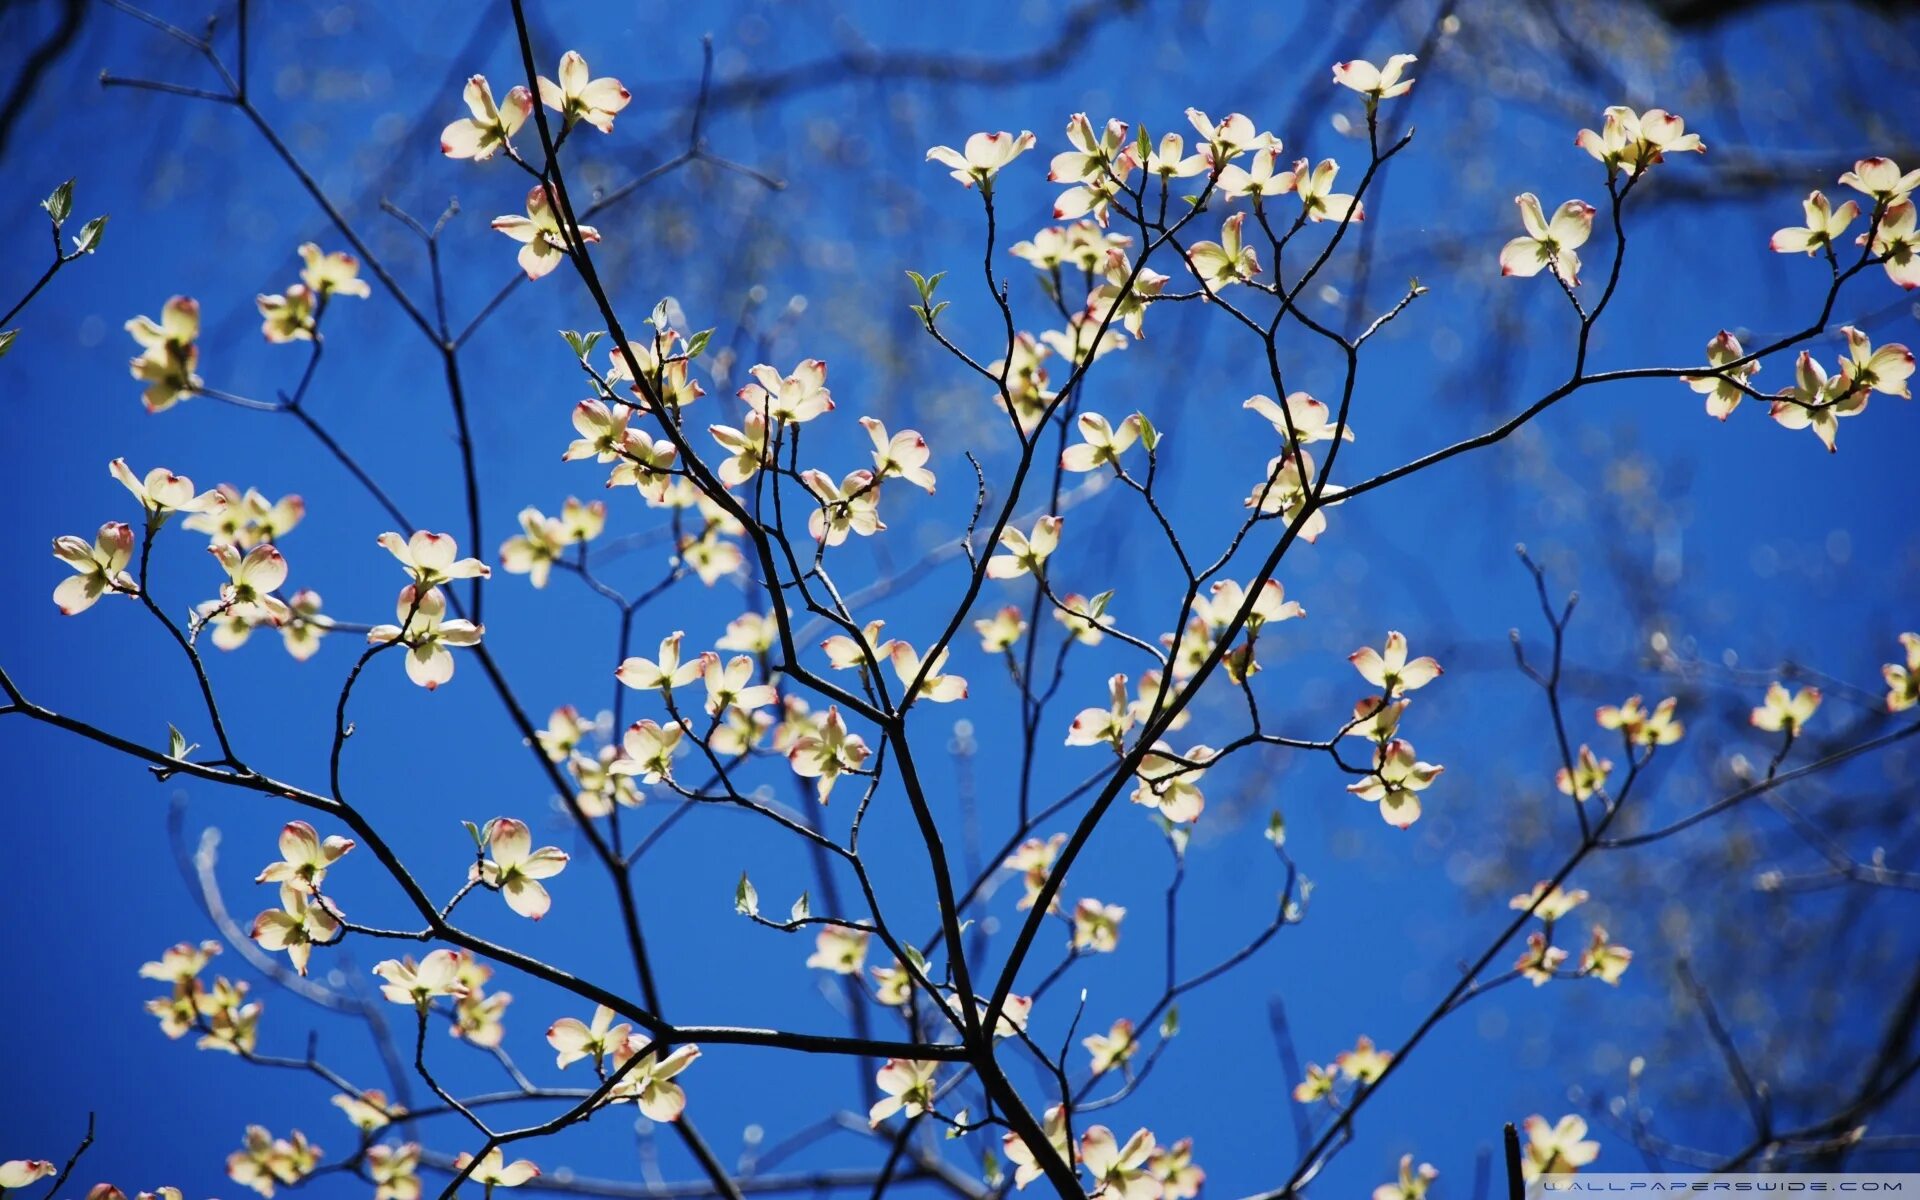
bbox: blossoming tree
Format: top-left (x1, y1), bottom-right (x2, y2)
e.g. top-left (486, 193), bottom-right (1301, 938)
top-left (3, 3), bottom-right (1918, 1199)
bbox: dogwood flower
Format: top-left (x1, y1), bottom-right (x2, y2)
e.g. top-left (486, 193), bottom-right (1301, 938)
top-left (1751, 682), bottom-right (1821, 734)
top-left (537, 51), bottom-right (629, 133)
top-left (378, 531), bottom-right (488, 586)
top-left (565, 399), bottom-right (634, 463)
top-left (226, 1126), bottom-right (321, 1197)
top-left (1145, 133), bottom-right (1209, 180)
top-left (367, 585), bottom-right (482, 689)
top-left (126, 296), bottom-right (202, 412)
top-left (0, 1162), bottom-right (57, 1190)
top-left (1576, 106), bottom-right (1703, 175)
top-left (256, 279), bottom-right (318, 343)
top-left (616, 632), bottom-right (707, 692)
top-left (1086, 248), bottom-right (1169, 340)
top-left (1081, 1126), bottom-right (1160, 1200)
top-left (1150, 1140), bottom-right (1205, 1200)
top-left (1348, 739), bottom-right (1442, 828)
top-left (1084, 1018), bottom-right (1137, 1075)
top-left (471, 817), bottom-right (569, 920)
top-left (1072, 898), bottom-right (1125, 953)
top-left (788, 707), bottom-right (870, 802)
top-left (365, 1144), bottom-right (420, 1200)
top-left (1886, 633), bottom-right (1920, 711)
top-left (807, 924), bottom-right (871, 974)
top-left (1131, 744), bottom-right (1213, 823)
top-left (718, 610), bottom-right (779, 654)
top-left (298, 243), bottom-right (369, 299)
top-left (611, 718), bottom-right (685, 784)
top-left (249, 884), bottom-right (340, 976)
top-left (1771, 190), bottom-right (1859, 255)
top-left (1067, 673), bottom-right (1135, 749)
top-left (1291, 158), bottom-right (1364, 223)
top-left (1555, 745), bottom-right (1613, 800)
top-left (210, 543), bottom-right (293, 625)
top-left (822, 620), bottom-right (887, 671)
top-left (1336, 1035), bottom-right (1393, 1083)
top-left (695, 657), bottom-right (773, 720)
top-left (1054, 593), bottom-right (1113, 644)
top-left (928, 130), bottom-right (1036, 188)
top-left (497, 508), bottom-right (568, 588)
top-left (1003, 1106), bottom-right (1074, 1190)
top-left (1243, 449), bottom-right (1329, 542)
top-left (1062, 412), bottom-right (1144, 472)
top-left (270, 589), bottom-right (327, 661)
top-left (1682, 331), bottom-right (1760, 419)
top-left (606, 1037), bottom-right (701, 1120)
top-left (51, 522), bottom-right (135, 615)
top-left (256, 821), bottom-right (354, 895)
top-left (707, 414), bottom-right (773, 486)
top-left (1245, 392), bottom-right (1352, 445)
top-left (1839, 325), bottom-right (1914, 398)
top-left (1186, 109), bottom-right (1269, 161)
top-left (1004, 834), bottom-right (1065, 911)
top-left (975, 605), bottom-right (1028, 652)
top-left (1840, 156), bottom-right (1920, 206)
top-left (1188, 212), bottom-right (1261, 288)
top-left (1500, 193), bottom-right (1595, 284)
top-left (332, 1091), bottom-right (402, 1133)
top-left (1292, 1062), bottom-right (1336, 1102)
top-left (1581, 926), bottom-right (1632, 984)
top-left (1333, 54), bottom-right (1417, 100)
top-left (1866, 200), bottom-right (1920, 289)
top-left (1351, 632), bottom-right (1442, 694)
top-left (492, 185), bottom-right (600, 281)
top-left (738, 359), bottom-right (833, 424)
top-left (548, 1004), bottom-right (631, 1070)
top-left (453, 1150), bottom-right (538, 1189)
top-left (1215, 146), bottom-right (1291, 203)
top-left (1517, 929), bottom-right (1568, 984)
top-left (1052, 115), bottom-right (1134, 224)
top-left (1770, 350), bottom-right (1866, 452)
top-left (1511, 882), bottom-right (1589, 922)
top-left (372, 950), bottom-right (468, 1007)
top-left (888, 642), bottom-right (969, 703)
top-left (439, 75), bottom-right (531, 160)
top-left (1520, 1115), bottom-right (1600, 1179)
top-left (988, 515), bottom-right (1063, 579)
top-left (451, 971), bottom-right (511, 1050)
top-left (858, 417), bottom-right (936, 492)
top-left (870, 962), bottom-right (912, 1006)
top-left (868, 1059), bottom-right (939, 1126)
top-left (1374, 1155), bottom-right (1436, 1200)
top-left (803, 469), bottom-right (886, 545)
top-left (111, 459), bottom-right (221, 522)
top-left (1596, 695), bottom-right (1684, 746)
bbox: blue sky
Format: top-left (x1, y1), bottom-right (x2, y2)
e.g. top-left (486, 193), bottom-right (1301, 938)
top-left (3, 0), bottom-right (1918, 1196)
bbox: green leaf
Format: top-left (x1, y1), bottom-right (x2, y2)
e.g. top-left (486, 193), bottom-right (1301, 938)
top-left (1087, 589), bottom-right (1114, 619)
top-left (1265, 810), bottom-right (1287, 846)
top-left (1135, 412), bottom-right (1160, 452)
top-left (789, 891), bottom-right (810, 923)
top-left (685, 328), bottom-right (714, 359)
top-left (927, 300), bottom-right (950, 324)
top-left (1135, 127), bottom-right (1152, 164)
top-left (904, 269), bottom-right (929, 301)
top-left (560, 329), bottom-right (603, 359)
top-left (0, 330), bottom-right (15, 359)
top-left (903, 943), bottom-right (929, 974)
top-left (946, 1110), bottom-right (969, 1138)
top-left (735, 871), bottom-right (759, 917)
top-left (462, 820), bottom-right (484, 847)
top-left (43, 179), bottom-right (74, 226)
top-left (1160, 1005), bottom-right (1181, 1039)
top-left (982, 1149), bottom-right (1003, 1188)
top-left (72, 215), bottom-right (107, 255)
top-left (167, 723), bottom-right (187, 759)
